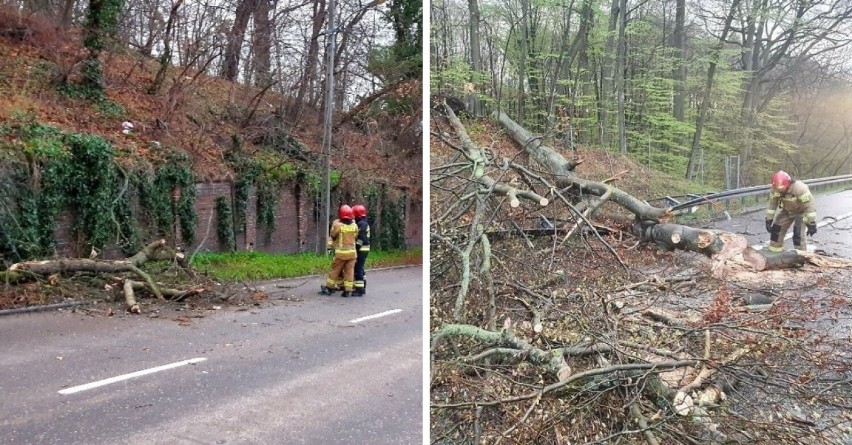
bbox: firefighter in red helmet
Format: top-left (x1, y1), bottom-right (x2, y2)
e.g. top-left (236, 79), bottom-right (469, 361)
top-left (765, 171), bottom-right (818, 252)
top-left (351, 204), bottom-right (370, 296)
top-left (320, 205), bottom-right (359, 297)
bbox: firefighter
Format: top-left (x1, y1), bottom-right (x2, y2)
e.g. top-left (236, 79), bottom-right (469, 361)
top-left (352, 204), bottom-right (370, 296)
top-left (765, 171), bottom-right (818, 252)
top-left (320, 205), bottom-right (359, 297)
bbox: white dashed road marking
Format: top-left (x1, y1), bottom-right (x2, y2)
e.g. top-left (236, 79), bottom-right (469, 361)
top-left (58, 357), bottom-right (207, 395)
top-left (349, 309), bottom-right (403, 324)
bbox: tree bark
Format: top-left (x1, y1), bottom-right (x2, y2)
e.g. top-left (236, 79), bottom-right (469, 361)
top-left (251, 0), bottom-right (273, 86)
top-left (221, 0), bottom-right (257, 82)
top-left (598, 0), bottom-right (620, 146)
top-left (671, 0), bottom-right (686, 122)
top-left (289, 0), bottom-right (327, 119)
top-left (149, 0), bottom-right (183, 94)
top-left (467, 0), bottom-right (483, 116)
top-left (615, 0), bottom-right (627, 154)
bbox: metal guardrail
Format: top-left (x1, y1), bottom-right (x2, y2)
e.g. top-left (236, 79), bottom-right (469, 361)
top-left (647, 174), bottom-right (852, 215)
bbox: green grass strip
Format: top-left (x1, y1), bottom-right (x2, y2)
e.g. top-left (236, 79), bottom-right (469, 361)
top-left (191, 248), bottom-right (422, 281)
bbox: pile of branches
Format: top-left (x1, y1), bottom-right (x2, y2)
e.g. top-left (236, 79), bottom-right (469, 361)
top-left (1, 239), bottom-right (225, 313)
top-left (429, 100), bottom-right (852, 444)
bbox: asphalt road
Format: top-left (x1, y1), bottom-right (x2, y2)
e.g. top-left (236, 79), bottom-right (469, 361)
top-left (701, 188), bottom-right (852, 257)
top-left (0, 266), bottom-right (423, 445)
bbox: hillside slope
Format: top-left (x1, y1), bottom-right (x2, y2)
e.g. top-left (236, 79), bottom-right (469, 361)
top-left (0, 13), bottom-right (421, 192)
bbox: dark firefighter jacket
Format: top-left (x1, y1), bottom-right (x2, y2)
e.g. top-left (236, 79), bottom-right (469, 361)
top-left (355, 217), bottom-right (370, 252)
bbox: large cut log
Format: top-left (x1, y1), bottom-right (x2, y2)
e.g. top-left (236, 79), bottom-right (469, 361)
top-left (742, 247), bottom-right (852, 271)
top-left (741, 247), bottom-right (807, 271)
top-left (641, 224), bottom-right (750, 265)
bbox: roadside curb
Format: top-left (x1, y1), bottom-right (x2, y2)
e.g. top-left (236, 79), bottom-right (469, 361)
top-left (0, 301), bottom-right (85, 317)
top-left (0, 265), bottom-right (422, 314)
top-left (251, 263), bottom-right (422, 289)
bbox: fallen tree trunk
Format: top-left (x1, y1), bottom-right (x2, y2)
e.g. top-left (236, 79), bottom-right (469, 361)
top-left (445, 104), bottom-right (548, 207)
top-left (495, 111), bottom-right (667, 221)
top-left (494, 113), bottom-right (852, 272)
top-left (2, 240), bottom-right (200, 310)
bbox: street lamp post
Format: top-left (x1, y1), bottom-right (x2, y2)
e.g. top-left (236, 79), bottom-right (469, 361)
top-left (320, 0), bottom-right (336, 253)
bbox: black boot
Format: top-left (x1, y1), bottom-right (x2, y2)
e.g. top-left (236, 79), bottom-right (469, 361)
top-left (319, 285), bottom-right (335, 296)
top-left (352, 289), bottom-right (364, 297)
top-left (341, 291), bottom-right (351, 298)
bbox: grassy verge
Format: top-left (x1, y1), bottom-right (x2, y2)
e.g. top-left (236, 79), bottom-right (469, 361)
top-left (191, 248), bottom-right (422, 281)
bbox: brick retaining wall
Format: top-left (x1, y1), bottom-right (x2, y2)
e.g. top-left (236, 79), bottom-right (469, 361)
top-left (53, 182), bottom-right (421, 258)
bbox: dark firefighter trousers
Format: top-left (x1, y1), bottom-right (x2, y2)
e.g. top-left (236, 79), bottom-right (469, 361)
top-left (769, 210), bottom-right (808, 251)
top-left (354, 250), bottom-right (368, 293)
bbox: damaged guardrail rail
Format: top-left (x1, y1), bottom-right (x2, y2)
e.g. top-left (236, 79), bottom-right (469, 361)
top-left (647, 174), bottom-right (852, 215)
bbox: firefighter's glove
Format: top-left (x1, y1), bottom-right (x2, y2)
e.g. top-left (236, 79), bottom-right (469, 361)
top-left (807, 223), bottom-right (817, 236)
top-left (765, 219), bottom-right (773, 233)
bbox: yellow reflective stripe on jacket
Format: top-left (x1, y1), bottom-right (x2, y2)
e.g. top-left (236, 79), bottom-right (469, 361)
top-left (799, 192), bottom-right (812, 203)
top-left (766, 209), bottom-right (776, 216)
top-left (770, 192), bottom-right (782, 198)
top-left (358, 246), bottom-right (370, 252)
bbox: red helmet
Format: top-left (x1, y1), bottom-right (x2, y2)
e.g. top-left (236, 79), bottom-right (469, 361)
top-left (338, 205), bottom-right (353, 220)
top-left (771, 171), bottom-right (791, 191)
top-left (352, 204), bottom-right (367, 218)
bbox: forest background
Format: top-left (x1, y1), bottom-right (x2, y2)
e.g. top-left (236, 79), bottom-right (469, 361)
top-left (432, 0), bottom-right (852, 187)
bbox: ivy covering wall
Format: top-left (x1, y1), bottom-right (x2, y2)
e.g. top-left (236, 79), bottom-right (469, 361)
top-left (0, 117), bottom-right (196, 263)
top-left (0, 117), bottom-right (415, 265)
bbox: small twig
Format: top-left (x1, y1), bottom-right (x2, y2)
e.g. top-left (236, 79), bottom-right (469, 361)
top-left (473, 405), bottom-right (484, 445)
top-left (496, 391), bottom-right (543, 444)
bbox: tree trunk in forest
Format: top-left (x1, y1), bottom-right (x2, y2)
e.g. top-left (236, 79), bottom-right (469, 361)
top-left (139, 4), bottom-right (163, 57)
top-left (615, 0), bottom-right (627, 154)
top-left (61, 0), bottom-right (76, 29)
top-left (686, 0), bottom-right (740, 181)
top-left (547, 0), bottom-right (580, 114)
top-left (221, 0), bottom-right (257, 82)
top-left (335, 0), bottom-right (387, 78)
top-left (149, 0), bottom-right (183, 95)
top-left (738, 0), bottom-right (765, 179)
top-left (516, 0), bottom-right (530, 122)
top-left (289, 0), bottom-right (326, 120)
top-left (467, 0), bottom-right (483, 116)
top-left (671, 0), bottom-right (686, 122)
top-left (251, 0), bottom-right (272, 87)
top-left (562, 0), bottom-right (592, 84)
top-left (598, 0), bottom-right (620, 147)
